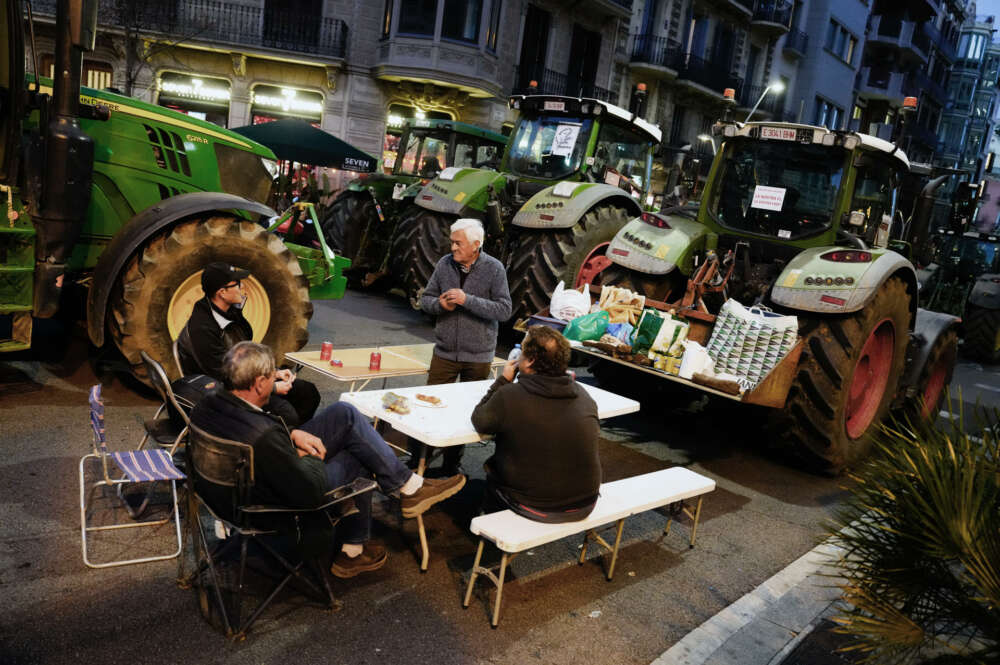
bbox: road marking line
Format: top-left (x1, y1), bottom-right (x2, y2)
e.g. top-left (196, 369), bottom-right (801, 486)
top-left (973, 383), bottom-right (1000, 393)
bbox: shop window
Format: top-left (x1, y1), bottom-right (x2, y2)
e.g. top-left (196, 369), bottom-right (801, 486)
top-left (398, 0), bottom-right (437, 36)
top-left (442, 0), bottom-right (481, 43)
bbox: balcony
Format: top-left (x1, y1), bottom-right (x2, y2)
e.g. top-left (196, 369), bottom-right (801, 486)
top-left (630, 34), bottom-right (683, 79)
top-left (375, 37), bottom-right (502, 98)
top-left (866, 16), bottom-right (929, 64)
top-left (579, 0), bottom-right (633, 18)
top-left (712, 0), bottom-right (753, 20)
top-left (751, 1), bottom-right (792, 38)
top-left (31, 0), bottom-right (348, 60)
top-left (782, 28), bottom-right (808, 58)
top-left (737, 83), bottom-right (785, 118)
top-left (856, 67), bottom-right (915, 101)
top-left (910, 70), bottom-right (949, 104)
top-left (676, 54), bottom-right (741, 98)
top-left (511, 65), bottom-right (615, 104)
top-left (923, 21), bottom-right (958, 62)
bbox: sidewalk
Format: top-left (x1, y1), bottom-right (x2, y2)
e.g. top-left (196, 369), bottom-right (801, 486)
top-left (650, 540), bottom-right (851, 665)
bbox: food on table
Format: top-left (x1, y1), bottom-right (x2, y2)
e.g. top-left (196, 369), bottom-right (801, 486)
top-left (382, 392), bottom-right (410, 414)
top-left (416, 393), bottom-right (441, 404)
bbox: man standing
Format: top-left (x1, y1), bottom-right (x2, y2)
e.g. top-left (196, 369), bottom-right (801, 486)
top-left (471, 326), bottom-right (601, 523)
top-left (419, 218), bottom-right (511, 474)
top-left (190, 342), bottom-right (466, 577)
top-left (177, 261), bottom-right (319, 427)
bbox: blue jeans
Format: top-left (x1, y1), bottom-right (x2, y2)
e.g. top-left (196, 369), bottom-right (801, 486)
top-left (300, 403), bottom-right (412, 544)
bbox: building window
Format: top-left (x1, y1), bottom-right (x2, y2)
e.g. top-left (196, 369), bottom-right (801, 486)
top-left (382, 0), bottom-right (393, 38)
top-left (485, 0), bottom-right (502, 52)
top-left (824, 19), bottom-right (856, 65)
top-left (442, 0), bottom-right (481, 42)
top-left (42, 56), bottom-right (114, 91)
top-left (398, 0), bottom-right (437, 36)
top-left (814, 97), bottom-right (843, 129)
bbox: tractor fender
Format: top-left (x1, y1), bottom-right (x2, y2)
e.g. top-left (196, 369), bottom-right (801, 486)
top-left (771, 248), bottom-right (918, 320)
top-left (87, 192), bottom-right (276, 347)
top-left (606, 213), bottom-right (708, 275)
top-left (414, 168), bottom-right (504, 216)
top-left (899, 307), bottom-right (961, 390)
top-left (512, 182), bottom-right (642, 230)
top-left (968, 273), bottom-right (1000, 309)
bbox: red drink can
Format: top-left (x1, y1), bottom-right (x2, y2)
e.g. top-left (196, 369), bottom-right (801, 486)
top-left (320, 341), bottom-right (333, 361)
top-left (369, 351), bottom-right (381, 371)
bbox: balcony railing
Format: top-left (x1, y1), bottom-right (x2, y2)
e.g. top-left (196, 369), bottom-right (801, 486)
top-left (869, 16), bottom-right (928, 61)
top-left (677, 54), bottom-right (741, 94)
top-left (630, 34), bottom-right (684, 70)
top-left (31, 0), bottom-right (348, 59)
top-left (752, 1), bottom-right (793, 27)
top-left (512, 65), bottom-right (615, 103)
top-left (783, 28), bottom-right (808, 57)
top-left (739, 83), bottom-right (784, 115)
top-left (923, 21), bottom-right (958, 61)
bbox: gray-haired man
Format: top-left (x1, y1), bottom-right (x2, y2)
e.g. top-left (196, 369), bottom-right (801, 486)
top-left (418, 218), bottom-right (511, 474)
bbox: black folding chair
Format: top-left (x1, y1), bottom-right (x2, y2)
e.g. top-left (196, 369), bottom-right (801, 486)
top-left (179, 423), bottom-right (377, 640)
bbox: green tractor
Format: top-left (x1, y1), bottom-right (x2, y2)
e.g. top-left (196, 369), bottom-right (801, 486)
top-left (592, 120), bottom-right (959, 471)
top-left (320, 118), bottom-right (506, 284)
top-left (388, 90), bottom-right (661, 320)
top-left (921, 228), bottom-right (1000, 363)
top-left (0, 0), bottom-right (348, 380)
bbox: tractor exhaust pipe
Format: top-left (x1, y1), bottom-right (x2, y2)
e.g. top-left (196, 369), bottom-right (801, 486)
top-left (32, 0), bottom-right (98, 317)
top-left (911, 174), bottom-right (949, 266)
top-left (629, 83), bottom-right (647, 119)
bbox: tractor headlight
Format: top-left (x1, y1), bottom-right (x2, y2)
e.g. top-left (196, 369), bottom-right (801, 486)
top-left (261, 157), bottom-right (279, 180)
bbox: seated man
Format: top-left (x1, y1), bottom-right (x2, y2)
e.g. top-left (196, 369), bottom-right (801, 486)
top-left (471, 326), bottom-right (601, 523)
top-left (177, 261), bottom-right (319, 427)
top-left (191, 342), bottom-right (466, 577)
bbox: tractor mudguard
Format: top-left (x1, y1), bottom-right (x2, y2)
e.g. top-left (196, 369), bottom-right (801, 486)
top-left (606, 214), bottom-right (708, 275)
top-left (968, 274), bottom-right (1000, 309)
top-left (512, 182), bottom-right (642, 230)
top-left (771, 247), bottom-right (917, 319)
top-left (899, 307), bottom-right (961, 390)
top-left (87, 192), bottom-right (275, 347)
top-left (400, 182), bottom-right (423, 199)
top-left (414, 167), bottom-right (503, 216)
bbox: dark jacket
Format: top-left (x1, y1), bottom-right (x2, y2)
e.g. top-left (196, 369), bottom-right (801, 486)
top-left (419, 252), bottom-right (511, 363)
top-left (471, 373), bottom-right (601, 513)
top-left (178, 297), bottom-right (253, 379)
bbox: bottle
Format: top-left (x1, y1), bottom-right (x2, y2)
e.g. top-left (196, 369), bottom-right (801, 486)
top-left (508, 344), bottom-right (521, 362)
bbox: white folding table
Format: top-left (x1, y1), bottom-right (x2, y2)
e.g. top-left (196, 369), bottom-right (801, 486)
top-left (341, 379), bottom-right (640, 570)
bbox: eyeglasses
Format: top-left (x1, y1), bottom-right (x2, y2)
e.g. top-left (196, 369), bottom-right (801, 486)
top-left (221, 281), bottom-right (241, 290)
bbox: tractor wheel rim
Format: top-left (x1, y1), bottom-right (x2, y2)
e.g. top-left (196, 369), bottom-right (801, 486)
top-left (575, 242), bottom-right (612, 288)
top-left (921, 359), bottom-right (948, 420)
top-left (845, 318), bottom-right (895, 439)
top-left (167, 272), bottom-right (271, 342)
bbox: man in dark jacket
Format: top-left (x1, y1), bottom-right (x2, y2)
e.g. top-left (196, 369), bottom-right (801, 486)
top-left (177, 261), bottom-right (319, 427)
top-left (190, 342), bottom-right (466, 577)
top-left (418, 218), bottom-right (511, 475)
top-left (471, 326), bottom-right (601, 523)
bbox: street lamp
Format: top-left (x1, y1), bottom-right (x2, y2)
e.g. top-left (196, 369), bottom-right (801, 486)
top-left (697, 134), bottom-right (717, 156)
top-left (744, 81), bottom-right (786, 122)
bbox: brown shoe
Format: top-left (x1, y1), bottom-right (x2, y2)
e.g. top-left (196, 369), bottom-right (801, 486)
top-left (330, 543), bottom-right (388, 578)
top-left (401, 474), bottom-right (466, 518)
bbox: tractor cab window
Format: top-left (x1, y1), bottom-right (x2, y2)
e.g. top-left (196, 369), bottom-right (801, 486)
top-left (958, 235), bottom-right (1000, 274)
top-left (453, 138), bottom-right (501, 169)
top-left (593, 122), bottom-right (650, 191)
top-left (850, 156), bottom-right (897, 244)
top-left (398, 128), bottom-right (450, 177)
top-left (710, 139), bottom-right (845, 240)
top-left (475, 143), bottom-right (500, 168)
top-left (507, 115), bottom-right (593, 180)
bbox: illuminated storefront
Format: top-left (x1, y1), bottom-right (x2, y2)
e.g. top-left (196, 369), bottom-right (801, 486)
top-left (156, 73), bottom-right (231, 127)
top-left (251, 85), bottom-right (324, 125)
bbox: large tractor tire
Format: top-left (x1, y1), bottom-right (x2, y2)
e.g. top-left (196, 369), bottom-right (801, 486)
top-left (908, 328), bottom-right (958, 422)
top-left (388, 207), bottom-right (453, 309)
top-left (506, 205), bottom-right (630, 325)
top-left (963, 305), bottom-right (1000, 364)
top-left (770, 277), bottom-right (912, 472)
top-left (320, 192), bottom-right (362, 256)
top-left (109, 214), bottom-right (313, 382)
top-left (596, 264), bottom-right (683, 303)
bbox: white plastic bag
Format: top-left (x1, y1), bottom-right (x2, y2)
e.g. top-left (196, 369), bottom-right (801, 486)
top-left (679, 340), bottom-right (714, 380)
top-left (550, 281), bottom-right (591, 322)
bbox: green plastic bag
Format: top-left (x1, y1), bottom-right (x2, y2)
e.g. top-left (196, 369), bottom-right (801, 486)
top-left (563, 310), bottom-right (610, 342)
top-left (630, 309), bottom-right (665, 355)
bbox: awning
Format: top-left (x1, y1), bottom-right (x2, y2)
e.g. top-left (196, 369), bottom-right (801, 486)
top-left (231, 119), bottom-right (377, 172)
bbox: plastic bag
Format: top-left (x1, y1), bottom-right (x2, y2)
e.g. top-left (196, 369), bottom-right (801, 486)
top-left (629, 309), bottom-right (664, 355)
top-left (550, 281), bottom-right (591, 322)
top-left (563, 310), bottom-right (610, 342)
top-left (605, 322), bottom-right (634, 345)
top-left (705, 299), bottom-right (798, 389)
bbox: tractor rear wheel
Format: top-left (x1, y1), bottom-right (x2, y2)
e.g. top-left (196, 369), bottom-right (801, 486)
top-left (388, 207), bottom-right (454, 309)
top-left (320, 192), bottom-right (362, 257)
top-left (910, 327), bottom-right (958, 422)
top-left (109, 214), bottom-right (313, 382)
top-left (963, 305), bottom-right (1000, 363)
top-left (506, 205), bottom-right (631, 325)
top-left (771, 277), bottom-right (912, 472)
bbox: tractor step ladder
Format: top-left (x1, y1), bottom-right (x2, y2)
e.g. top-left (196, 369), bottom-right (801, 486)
top-left (0, 186), bottom-right (36, 352)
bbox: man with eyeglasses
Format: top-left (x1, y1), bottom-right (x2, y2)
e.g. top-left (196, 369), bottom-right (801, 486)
top-left (177, 262), bottom-right (320, 426)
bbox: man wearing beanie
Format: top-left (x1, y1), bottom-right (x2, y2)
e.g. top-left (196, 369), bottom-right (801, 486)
top-left (177, 261), bottom-right (320, 427)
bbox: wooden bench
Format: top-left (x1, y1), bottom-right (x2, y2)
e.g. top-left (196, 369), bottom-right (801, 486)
top-left (463, 467), bottom-right (716, 626)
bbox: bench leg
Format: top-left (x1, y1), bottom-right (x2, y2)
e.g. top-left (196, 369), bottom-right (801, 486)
top-left (579, 519), bottom-right (627, 580)
top-left (492, 553), bottom-right (509, 628)
top-left (663, 497), bottom-right (705, 548)
top-left (463, 539), bottom-right (485, 608)
top-left (606, 518), bottom-right (626, 581)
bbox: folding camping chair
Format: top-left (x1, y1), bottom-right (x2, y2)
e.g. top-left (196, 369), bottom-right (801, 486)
top-left (79, 385), bottom-right (186, 568)
top-left (180, 423), bottom-right (377, 640)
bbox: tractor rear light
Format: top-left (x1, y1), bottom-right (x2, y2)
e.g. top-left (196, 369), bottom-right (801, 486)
top-left (821, 250), bottom-right (872, 263)
top-left (992, 277), bottom-right (1000, 284)
top-left (640, 212), bottom-right (670, 229)
top-left (834, 276), bottom-right (844, 285)
top-left (820, 294), bottom-right (847, 306)
top-left (540, 214), bottom-right (555, 221)
top-left (421, 195), bottom-right (433, 201)
top-left (804, 277), bottom-right (814, 285)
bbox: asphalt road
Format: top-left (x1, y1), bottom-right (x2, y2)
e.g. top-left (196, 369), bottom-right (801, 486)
top-left (0, 290), bottom-right (996, 665)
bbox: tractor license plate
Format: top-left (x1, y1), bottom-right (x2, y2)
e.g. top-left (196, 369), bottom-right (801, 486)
top-left (544, 101), bottom-right (566, 111)
top-left (760, 126), bottom-right (797, 141)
